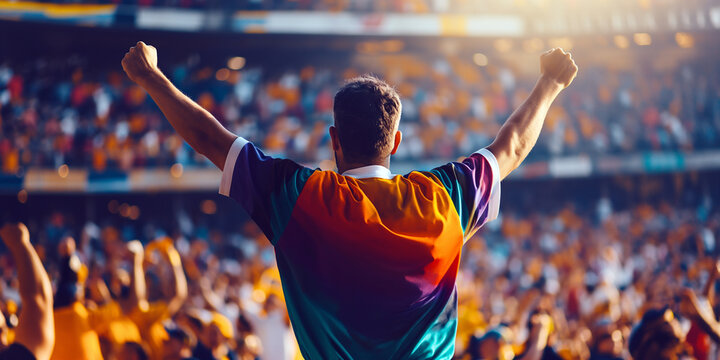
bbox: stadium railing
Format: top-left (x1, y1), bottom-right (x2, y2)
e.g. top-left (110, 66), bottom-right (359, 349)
top-left (1, 149), bottom-right (719, 193)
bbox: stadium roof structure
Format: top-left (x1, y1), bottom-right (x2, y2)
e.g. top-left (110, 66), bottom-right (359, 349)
top-left (1, 1), bottom-right (719, 37)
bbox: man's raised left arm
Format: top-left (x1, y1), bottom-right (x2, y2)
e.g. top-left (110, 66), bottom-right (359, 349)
top-left (121, 41), bottom-right (237, 169)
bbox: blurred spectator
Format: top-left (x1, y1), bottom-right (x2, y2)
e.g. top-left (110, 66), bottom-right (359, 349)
top-left (162, 327), bottom-right (198, 360)
top-left (627, 308), bottom-right (690, 360)
top-left (191, 311), bottom-right (237, 360)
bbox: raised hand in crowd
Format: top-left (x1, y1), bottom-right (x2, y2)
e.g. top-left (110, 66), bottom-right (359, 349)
top-left (0, 223), bottom-right (54, 360)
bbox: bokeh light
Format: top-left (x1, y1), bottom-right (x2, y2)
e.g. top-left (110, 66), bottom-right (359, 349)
top-left (215, 68), bottom-right (231, 81)
top-left (633, 32), bottom-right (652, 46)
top-left (17, 189), bottom-right (27, 204)
top-left (613, 35), bottom-right (630, 49)
top-left (492, 39), bottom-right (513, 53)
top-left (170, 163), bottom-right (184, 178)
top-left (58, 164), bottom-right (69, 178)
top-left (108, 200), bottom-right (119, 214)
top-left (675, 32), bottom-right (695, 48)
top-left (201, 199), bottom-right (217, 215)
top-left (227, 56), bottom-right (246, 70)
top-left (472, 53), bottom-right (488, 67)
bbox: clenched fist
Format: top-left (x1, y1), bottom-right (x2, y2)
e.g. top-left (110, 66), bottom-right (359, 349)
top-left (127, 239), bottom-right (145, 257)
top-left (121, 41), bottom-right (159, 84)
top-left (0, 222), bottom-right (30, 248)
top-left (540, 48), bottom-right (578, 89)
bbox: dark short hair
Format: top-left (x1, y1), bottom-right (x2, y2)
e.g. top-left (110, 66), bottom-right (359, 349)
top-left (166, 328), bottom-right (195, 348)
top-left (122, 342), bottom-right (149, 360)
top-left (628, 308), bottom-right (683, 360)
top-left (333, 75), bottom-right (401, 163)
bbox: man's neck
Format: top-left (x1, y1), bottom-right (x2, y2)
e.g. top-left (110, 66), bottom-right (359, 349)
top-left (337, 159), bottom-right (389, 174)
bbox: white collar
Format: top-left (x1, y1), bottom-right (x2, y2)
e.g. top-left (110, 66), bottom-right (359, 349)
top-left (341, 165), bottom-right (394, 179)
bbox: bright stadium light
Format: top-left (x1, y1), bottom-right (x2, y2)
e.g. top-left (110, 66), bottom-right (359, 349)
top-left (473, 53), bottom-right (488, 67)
top-left (633, 33), bottom-right (652, 46)
top-left (711, 7), bottom-right (720, 29)
top-left (613, 35), bottom-right (630, 49)
top-left (227, 56), bottom-right (246, 70)
top-left (675, 32), bottom-right (695, 48)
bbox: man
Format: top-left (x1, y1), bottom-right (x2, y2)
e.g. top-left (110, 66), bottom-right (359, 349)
top-left (515, 311), bottom-right (558, 360)
top-left (191, 312), bottom-right (237, 360)
top-left (464, 328), bottom-right (513, 360)
top-left (0, 223), bottom-right (54, 360)
top-left (162, 328), bottom-right (198, 360)
top-left (240, 293), bottom-right (296, 360)
top-left (117, 342), bottom-right (150, 360)
top-left (588, 322), bottom-right (623, 360)
top-left (628, 307), bottom-right (693, 360)
top-left (51, 240), bottom-right (146, 360)
top-left (122, 42), bottom-right (577, 359)
top-left (131, 238), bottom-right (189, 360)
top-left (50, 236), bottom-right (105, 360)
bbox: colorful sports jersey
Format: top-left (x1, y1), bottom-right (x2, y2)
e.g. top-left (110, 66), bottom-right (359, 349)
top-left (219, 137), bottom-right (500, 359)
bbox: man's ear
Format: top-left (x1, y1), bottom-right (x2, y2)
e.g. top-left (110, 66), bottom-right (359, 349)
top-left (390, 130), bottom-right (402, 155)
top-left (329, 126), bottom-right (341, 152)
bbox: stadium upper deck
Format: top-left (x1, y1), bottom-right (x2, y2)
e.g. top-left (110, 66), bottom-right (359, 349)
top-left (5, 0), bottom-right (716, 13)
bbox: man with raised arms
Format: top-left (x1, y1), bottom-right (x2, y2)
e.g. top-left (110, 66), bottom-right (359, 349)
top-left (122, 43), bottom-right (577, 359)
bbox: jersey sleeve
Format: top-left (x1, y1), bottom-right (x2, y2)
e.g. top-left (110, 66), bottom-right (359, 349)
top-left (429, 148), bottom-right (501, 242)
top-left (219, 137), bottom-right (315, 245)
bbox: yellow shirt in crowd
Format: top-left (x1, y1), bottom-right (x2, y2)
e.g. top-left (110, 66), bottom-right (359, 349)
top-left (130, 301), bottom-right (170, 360)
top-left (51, 302), bottom-right (104, 360)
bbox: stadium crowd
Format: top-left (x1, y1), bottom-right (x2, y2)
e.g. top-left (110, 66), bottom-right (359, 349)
top-left (1, 187), bottom-right (720, 359)
top-left (1, 53), bottom-right (719, 175)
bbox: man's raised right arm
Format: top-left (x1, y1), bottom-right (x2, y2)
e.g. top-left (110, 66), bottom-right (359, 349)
top-left (486, 48), bottom-right (578, 180)
top-left (121, 41), bottom-right (237, 170)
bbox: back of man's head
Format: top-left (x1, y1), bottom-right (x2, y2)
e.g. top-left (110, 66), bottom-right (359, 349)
top-left (333, 75), bottom-right (401, 164)
top-left (628, 308), bottom-right (684, 360)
